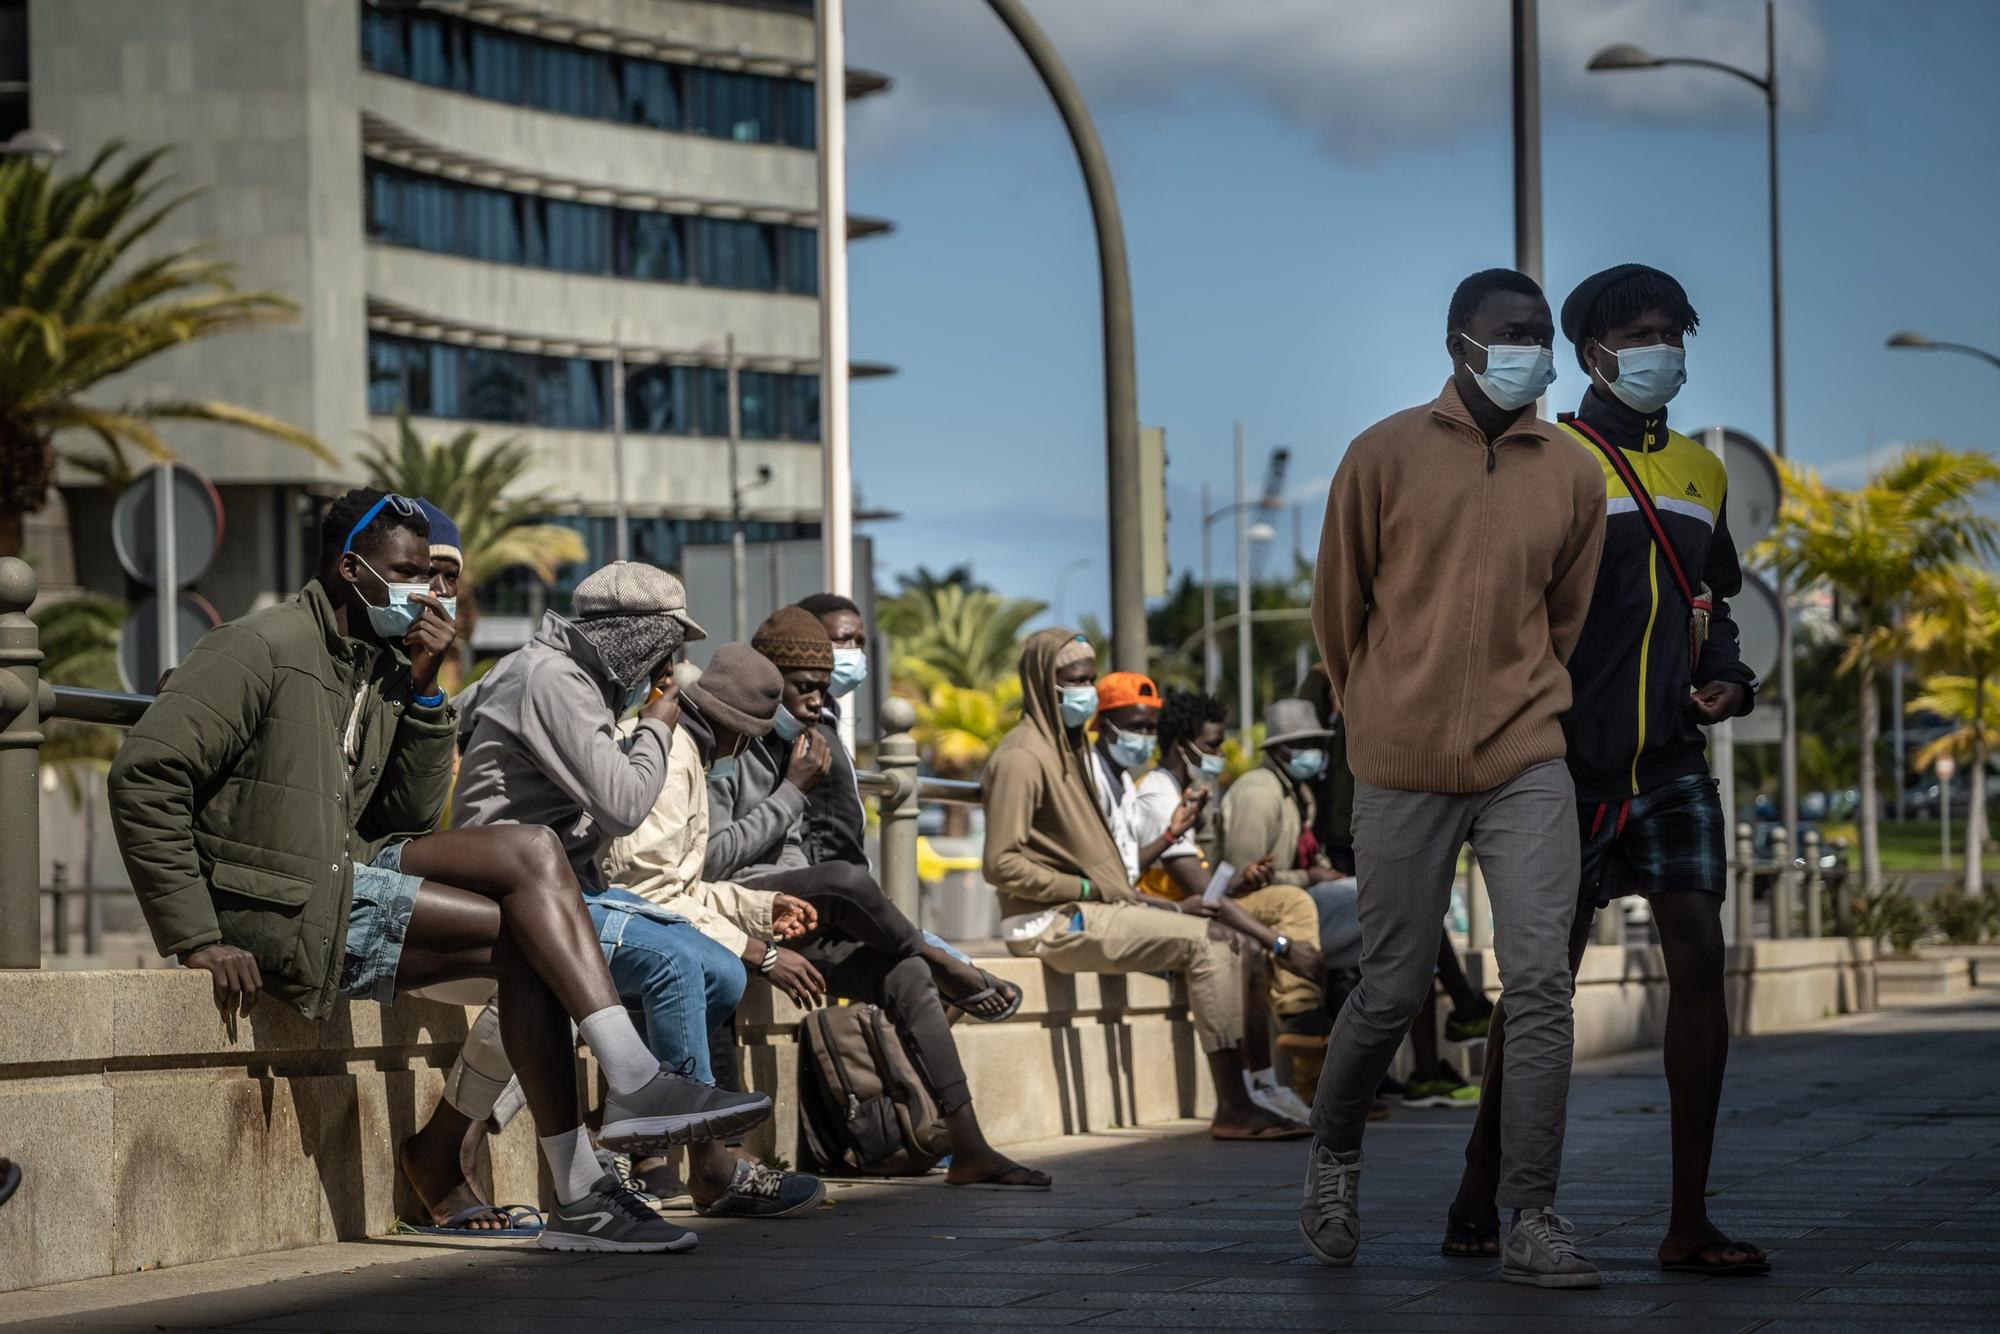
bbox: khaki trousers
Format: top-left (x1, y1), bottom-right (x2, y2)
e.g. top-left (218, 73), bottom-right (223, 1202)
top-left (1027, 900), bottom-right (1245, 1053)
top-left (1232, 884), bottom-right (1324, 1018)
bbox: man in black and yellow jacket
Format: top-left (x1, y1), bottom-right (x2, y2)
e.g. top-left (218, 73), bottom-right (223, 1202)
top-left (1445, 265), bottom-right (1770, 1279)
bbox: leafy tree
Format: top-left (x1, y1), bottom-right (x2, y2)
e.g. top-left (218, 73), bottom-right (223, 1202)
top-left (359, 411), bottom-right (586, 680)
top-left (1760, 446), bottom-right (2000, 904)
top-left (1904, 564), bottom-right (2000, 891)
top-left (0, 144), bottom-right (330, 556)
top-left (882, 582), bottom-right (1045, 693)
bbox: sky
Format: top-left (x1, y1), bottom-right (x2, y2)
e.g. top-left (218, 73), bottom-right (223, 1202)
top-left (839, 0), bottom-right (2000, 629)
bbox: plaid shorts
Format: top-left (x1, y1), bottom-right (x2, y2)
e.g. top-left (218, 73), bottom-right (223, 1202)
top-left (1578, 773), bottom-right (1728, 907)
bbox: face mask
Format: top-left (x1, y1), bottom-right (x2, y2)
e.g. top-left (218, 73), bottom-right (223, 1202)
top-left (1461, 335), bottom-right (1557, 411)
top-left (354, 554), bottom-right (428, 639)
top-left (623, 679), bottom-right (651, 714)
top-left (772, 704), bottom-right (808, 742)
top-left (1058, 684), bottom-right (1098, 728)
top-left (828, 648), bottom-right (869, 699)
top-left (1189, 746), bottom-right (1227, 780)
top-left (1105, 724), bottom-right (1155, 771)
top-left (1595, 342), bottom-right (1686, 413)
top-left (710, 753), bottom-right (738, 782)
top-left (436, 596), bottom-right (457, 621)
top-left (1283, 748), bottom-right (1328, 782)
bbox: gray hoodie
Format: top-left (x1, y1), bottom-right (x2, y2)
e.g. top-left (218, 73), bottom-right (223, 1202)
top-left (702, 729), bottom-right (809, 882)
top-left (454, 612), bottom-right (673, 888)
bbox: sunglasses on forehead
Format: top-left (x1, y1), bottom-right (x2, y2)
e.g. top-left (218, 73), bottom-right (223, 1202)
top-left (341, 493), bottom-right (420, 554)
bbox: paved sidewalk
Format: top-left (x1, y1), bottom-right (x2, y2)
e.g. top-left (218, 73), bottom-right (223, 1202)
top-left (7, 994), bottom-right (2000, 1333)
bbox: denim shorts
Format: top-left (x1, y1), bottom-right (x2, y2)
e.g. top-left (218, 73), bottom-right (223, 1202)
top-left (339, 841), bottom-right (422, 1005)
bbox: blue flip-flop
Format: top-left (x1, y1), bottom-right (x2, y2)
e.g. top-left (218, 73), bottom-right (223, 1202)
top-left (393, 1203), bottom-right (544, 1238)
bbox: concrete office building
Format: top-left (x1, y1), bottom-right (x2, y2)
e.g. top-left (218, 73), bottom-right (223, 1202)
top-left (20, 0), bottom-right (888, 639)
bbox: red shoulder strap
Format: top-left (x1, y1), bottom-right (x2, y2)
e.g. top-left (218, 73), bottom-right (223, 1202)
top-left (1561, 414), bottom-right (1699, 608)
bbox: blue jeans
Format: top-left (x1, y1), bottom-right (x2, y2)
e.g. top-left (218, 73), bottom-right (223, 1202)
top-left (587, 887), bottom-right (746, 1085)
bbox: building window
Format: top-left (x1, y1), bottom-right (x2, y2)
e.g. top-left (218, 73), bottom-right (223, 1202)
top-left (360, 5), bottom-right (816, 149)
top-left (369, 333), bottom-right (820, 443)
top-left (363, 162), bottom-right (816, 295)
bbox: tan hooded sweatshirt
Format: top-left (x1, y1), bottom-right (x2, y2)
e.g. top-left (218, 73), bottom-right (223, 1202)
top-left (981, 627), bottom-right (1134, 916)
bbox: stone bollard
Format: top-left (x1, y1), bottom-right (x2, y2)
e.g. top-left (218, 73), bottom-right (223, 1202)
top-left (1769, 823), bottom-right (1793, 940)
top-left (1802, 828), bottom-right (1824, 938)
top-left (876, 696), bottom-right (921, 926)
top-left (0, 556), bottom-right (43, 970)
top-left (48, 862), bottom-right (69, 956)
top-left (1734, 821), bottom-right (1756, 943)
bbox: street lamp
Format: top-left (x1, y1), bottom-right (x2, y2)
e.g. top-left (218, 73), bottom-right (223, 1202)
top-left (1887, 330), bottom-right (2000, 373)
top-left (1589, 0), bottom-right (1801, 860)
top-left (1199, 419), bottom-right (1278, 747)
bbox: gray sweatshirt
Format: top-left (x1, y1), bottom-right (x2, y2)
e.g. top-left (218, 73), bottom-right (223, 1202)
top-left (453, 613), bottom-right (673, 888)
top-left (702, 730), bottom-right (809, 882)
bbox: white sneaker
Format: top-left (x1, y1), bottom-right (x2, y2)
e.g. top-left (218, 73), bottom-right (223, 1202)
top-left (1246, 1076), bottom-right (1313, 1126)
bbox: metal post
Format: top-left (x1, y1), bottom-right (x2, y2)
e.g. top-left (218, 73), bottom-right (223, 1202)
top-left (876, 728), bottom-right (921, 925)
top-left (1234, 422), bottom-right (1253, 743)
top-left (0, 556), bottom-right (43, 968)
top-left (1510, 0), bottom-right (1543, 286)
top-left (726, 334), bottom-right (748, 640)
top-left (611, 321), bottom-right (629, 561)
top-left (1802, 827), bottom-right (1823, 938)
top-left (156, 460), bottom-right (179, 675)
top-left (1200, 481), bottom-right (1216, 695)
top-left (815, 0), bottom-right (854, 611)
top-left (1733, 821), bottom-right (1756, 944)
top-left (49, 863), bottom-right (68, 956)
top-left (1762, 0), bottom-right (1799, 856)
top-left (984, 0), bottom-right (1144, 671)
top-left (1770, 822), bottom-right (1792, 940)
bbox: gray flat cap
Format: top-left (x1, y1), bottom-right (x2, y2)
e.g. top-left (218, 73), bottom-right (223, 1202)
top-left (572, 561), bottom-right (707, 641)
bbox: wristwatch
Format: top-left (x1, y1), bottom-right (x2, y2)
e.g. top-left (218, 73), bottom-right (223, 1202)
top-left (1270, 934), bottom-right (1291, 959)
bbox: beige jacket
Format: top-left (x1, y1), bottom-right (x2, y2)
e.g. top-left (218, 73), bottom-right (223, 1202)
top-left (601, 724), bottom-right (775, 957)
top-left (1220, 762), bottom-right (1318, 889)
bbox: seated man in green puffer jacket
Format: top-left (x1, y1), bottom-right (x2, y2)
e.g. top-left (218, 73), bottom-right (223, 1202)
top-left (107, 487), bottom-right (764, 1255)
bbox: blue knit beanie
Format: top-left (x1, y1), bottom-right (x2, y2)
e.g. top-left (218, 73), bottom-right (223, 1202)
top-left (414, 498), bottom-right (463, 572)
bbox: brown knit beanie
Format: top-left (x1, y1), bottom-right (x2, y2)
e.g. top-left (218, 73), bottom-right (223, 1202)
top-left (682, 643), bottom-right (783, 738)
top-left (751, 605), bottom-right (834, 672)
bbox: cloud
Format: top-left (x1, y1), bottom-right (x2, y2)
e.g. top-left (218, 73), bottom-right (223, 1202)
top-left (847, 0), bottom-right (1828, 161)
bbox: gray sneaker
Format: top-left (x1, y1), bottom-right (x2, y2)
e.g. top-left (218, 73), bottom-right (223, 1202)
top-left (1299, 1142), bottom-right (1362, 1266)
top-left (599, 1069), bottom-right (772, 1154)
top-left (696, 1159), bottom-right (827, 1219)
top-left (1502, 1207), bottom-right (1601, 1288)
top-left (538, 1173), bottom-right (698, 1253)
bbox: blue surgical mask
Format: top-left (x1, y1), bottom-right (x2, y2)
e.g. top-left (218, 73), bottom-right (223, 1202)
top-left (1059, 684), bottom-right (1098, 728)
top-left (828, 648), bottom-right (869, 699)
top-left (1595, 342), bottom-right (1686, 414)
top-left (436, 596), bottom-right (457, 621)
top-left (710, 753), bottom-right (738, 782)
top-left (1105, 724), bottom-right (1155, 772)
top-left (1463, 336), bottom-right (1557, 411)
top-left (623, 679), bottom-right (651, 714)
top-left (1189, 746), bottom-right (1227, 781)
top-left (772, 704), bottom-right (808, 741)
top-left (355, 554), bottom-right (427, 639)
top-left (1283, 748), bottom-right (1328, 782)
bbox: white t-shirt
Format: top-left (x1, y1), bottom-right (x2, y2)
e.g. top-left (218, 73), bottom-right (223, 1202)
top-left (1131, 767), bottom-right (1203, 866)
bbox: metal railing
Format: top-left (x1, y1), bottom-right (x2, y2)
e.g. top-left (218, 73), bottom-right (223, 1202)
top-left (0, 555), bottom-right (982, 964)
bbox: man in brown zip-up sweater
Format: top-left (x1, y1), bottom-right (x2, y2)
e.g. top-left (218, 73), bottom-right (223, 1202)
top-left (1299, 269), bottom-right (1608, 1289)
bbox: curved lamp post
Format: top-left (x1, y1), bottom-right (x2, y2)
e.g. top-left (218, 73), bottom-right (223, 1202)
top-left (1887, 330), bottom-right (2000, 373)
top-left (1589, 1), bottom-right (1800, 874)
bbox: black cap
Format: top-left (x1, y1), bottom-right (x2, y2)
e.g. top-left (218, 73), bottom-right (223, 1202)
top-left (1560, 263), bottom-right (1687, 365)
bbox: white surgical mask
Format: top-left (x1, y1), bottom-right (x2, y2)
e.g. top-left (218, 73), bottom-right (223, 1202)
top-left (1462, 335), bottom-right (1557, 411)
top-left (436, 595), bottom-right (457, 621)
top-left (354, 554), bottom-right (429, 638)
top-left (1188, 745), bottom-right (1227, 780)
top-left (1594, 342), bottom-right (1686, 413)
top-left (828, 648), bottom-right (869, 699)
top-left (1283, 748), bottom-right (1328, 782)
top-left (1059, 684), bottom-right (1098, 728)
top-left (1105, 724), bottom-right (1155, 772)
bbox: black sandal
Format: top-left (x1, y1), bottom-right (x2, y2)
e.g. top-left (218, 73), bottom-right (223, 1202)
top-left (1442, 1211), bottom-right (1500, 1257)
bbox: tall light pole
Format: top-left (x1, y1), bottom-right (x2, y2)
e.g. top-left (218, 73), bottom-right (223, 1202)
top-left (984, 0), bottom-right (1144, 672)
top-left (1201, 492), bottom-right (1276, 703)
top-left (815, 0), bottom-right (854, 616)
top-left (1887, 330), bottom-right (2000, 374)
top-left (1589, 0), bottom-right (1797, 849)
top-left (1511, 0), bottom-right (1542, 285)
top-left (1236, 423), bottom-right (1253, 746)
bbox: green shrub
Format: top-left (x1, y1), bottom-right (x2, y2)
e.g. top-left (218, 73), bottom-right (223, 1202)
top-left (1926, 884), bottom-right (2000, 944)
top-left (1850, 879), bottom-right (1929, 956)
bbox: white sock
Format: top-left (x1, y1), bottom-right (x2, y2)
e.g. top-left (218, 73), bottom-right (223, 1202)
top-left (578, 1006), bottom-right (659, 1096)
top-left (1246, 1067), bottom-right (1278, 1091)
top-left (539, 1126), bottom-right (601, 1206)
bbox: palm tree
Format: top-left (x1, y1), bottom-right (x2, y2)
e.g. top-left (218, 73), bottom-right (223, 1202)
top-left (1760, 446), bottom-right (2000, 903)
top-left (0, 144), bottom-right (331, 556)
top-left (359, 411), bottom-right (587, 679)
top-left (905, 675), bottom-right (1022, 836)
top-left (884, 583), bottom-right (1046, 693)
top-left (31, 593), bottom-right (125, 804)
top-left (1905, 564), bottom-right (2000, 893)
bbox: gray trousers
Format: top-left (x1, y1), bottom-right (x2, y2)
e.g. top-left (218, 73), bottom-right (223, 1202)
top-left (1309, 759), bottom-right (1580, 1208)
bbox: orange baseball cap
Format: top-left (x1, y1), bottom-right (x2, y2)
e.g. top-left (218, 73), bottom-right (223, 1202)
top-left (1096, 671), bottom-right (1162, 715)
